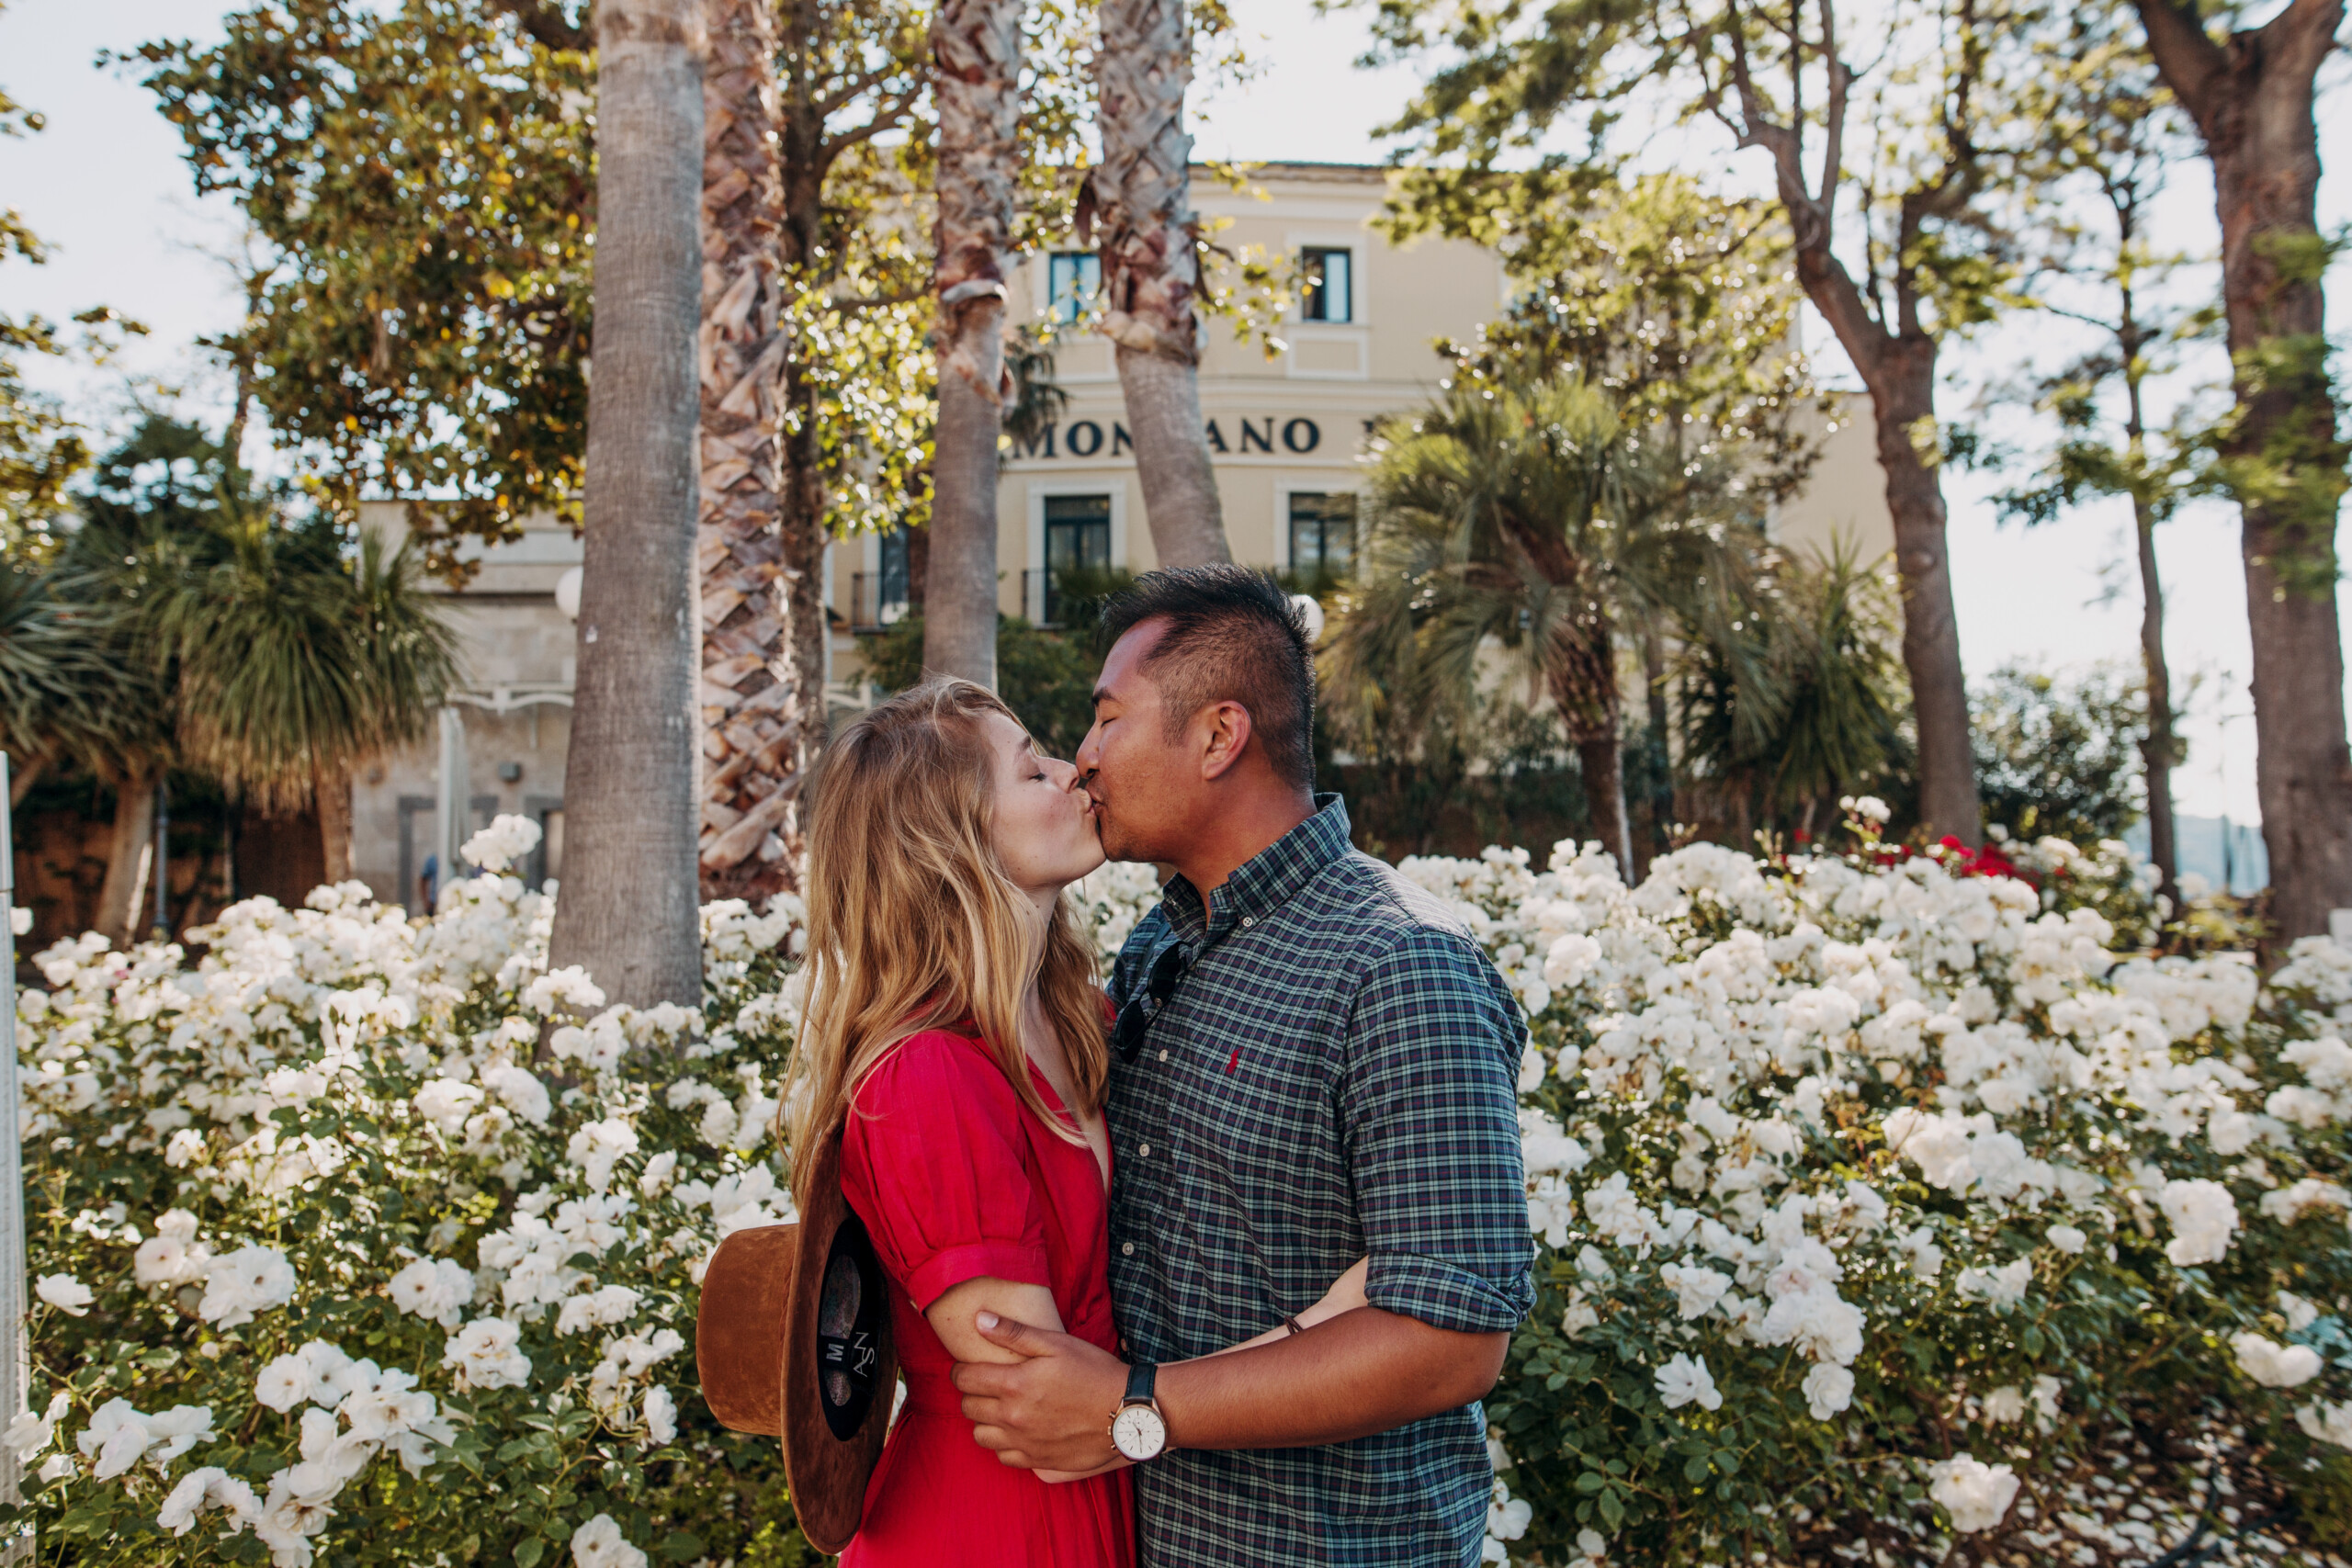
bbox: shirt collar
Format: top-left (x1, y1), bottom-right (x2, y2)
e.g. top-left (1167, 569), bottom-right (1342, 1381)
top-left (1160, 794), bottom-right (1352, 946)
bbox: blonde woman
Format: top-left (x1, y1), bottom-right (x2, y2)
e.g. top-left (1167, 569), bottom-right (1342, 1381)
top-left (787, 679), bottom-right (1363, 1568)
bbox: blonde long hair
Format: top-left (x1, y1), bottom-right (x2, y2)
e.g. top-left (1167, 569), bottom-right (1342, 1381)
top-left (785, 677), bottom-right (1109, 1205)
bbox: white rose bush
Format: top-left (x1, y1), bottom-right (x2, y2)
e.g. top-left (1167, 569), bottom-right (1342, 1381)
top-left (12, 820), bottom-right (807, 1566)
top-left (12, 809), bottom-right (2352, 1563)
top-left (1397, 809), bottom-right (2352, 1562)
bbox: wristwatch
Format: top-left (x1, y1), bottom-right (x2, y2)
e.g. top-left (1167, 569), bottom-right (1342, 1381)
top-left (1108, 1361), bottom-right (1170, 1461)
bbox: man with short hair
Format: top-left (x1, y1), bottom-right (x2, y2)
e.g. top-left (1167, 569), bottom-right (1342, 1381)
top-left (953, 566), bottom-right (1534, 1566)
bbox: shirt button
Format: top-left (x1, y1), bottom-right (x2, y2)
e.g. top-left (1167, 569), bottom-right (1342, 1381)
top-left (1121, 1242), bottom-right (1135, 1257)
top-left (1242, 916), bottom-right (1254, 928)
top-left (1159, 1049), bottom-right (1169, 1063)
top-left (1137, 1143), bottom-right (1151, 1157)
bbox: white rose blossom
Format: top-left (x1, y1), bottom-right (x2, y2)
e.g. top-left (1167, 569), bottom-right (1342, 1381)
top-left (1653, 1353), bottom-right (1722, 1412)
top-left (1928, 1453), bottom-right (2019, 1533)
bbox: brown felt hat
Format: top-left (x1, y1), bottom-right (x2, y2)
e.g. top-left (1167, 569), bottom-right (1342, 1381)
top-left (696, 1124), bottom-right (898, 1555)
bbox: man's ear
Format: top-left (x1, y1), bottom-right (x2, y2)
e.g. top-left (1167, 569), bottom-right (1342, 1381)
top-left (1196, 701), bottom-right (1254, 783)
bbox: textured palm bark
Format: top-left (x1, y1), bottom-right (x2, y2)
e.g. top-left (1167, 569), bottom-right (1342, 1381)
top-left (96, 774), bottom-right (156, 950)
top-left (314, 761), bottom-right (354, 886)
top-left (548, 0), bottom-right (707, 1008)
top-left (2135, 0), bottom-right (2350, 938)
top-left (922, 0), bottom-right (1021, 687)
top-left (1090, 0), bottom-right (1227, 568)
top-left (695, 0), bottom-right (807, 899)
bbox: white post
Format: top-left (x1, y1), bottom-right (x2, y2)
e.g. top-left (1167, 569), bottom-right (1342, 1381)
top-left (0, 753), bottom-right (29, 1539)
top-left (434, 707), bottom-right (469, 908)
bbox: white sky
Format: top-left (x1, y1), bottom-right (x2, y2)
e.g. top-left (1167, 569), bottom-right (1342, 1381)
top-left (5, 0), bottom-right (2347, 823)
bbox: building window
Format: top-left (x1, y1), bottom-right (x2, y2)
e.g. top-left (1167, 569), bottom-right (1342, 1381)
top-left (1300, 247), bottom-right (1352, 323)
top-left (852, 527), bottom-right (912, 632)
top-left (1047, 251), bottom-right (1101, 325)
top-left (876, 527), bottom-right (910, 622)
top-left (1288, 491), bottom-right (1356, 585)
top-left (1043, 493), bottom-right (1113, 625)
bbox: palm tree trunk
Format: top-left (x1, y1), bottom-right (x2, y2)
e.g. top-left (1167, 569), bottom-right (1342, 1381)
top-left (923, 0), bottom-right (1021, 689)
top-left (96, 773), bottom-right (156, 948)
top-left (1573, 729), bottom-right (1633, 882)
top-left (1091, 0), bottom-right (1227, 569)
top-left (1544, 615), bottom-right (1632, 877)
top-left (696, 0), bottom-right (808, 899)
top-left (314, 761), bottom-right (355, 886)
top-left (2135, 0), bottom-right (2350, 939)
top-left (548, 0), bottom-right (708, 1009)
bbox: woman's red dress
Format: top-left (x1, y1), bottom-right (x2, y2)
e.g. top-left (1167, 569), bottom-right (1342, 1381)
top-left (838, 1026), bottom-right (1136, 1568)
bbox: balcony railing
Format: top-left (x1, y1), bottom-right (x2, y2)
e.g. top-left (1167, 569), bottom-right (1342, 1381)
top-left (1019, 570), bottom-right (1065, 629)
top-left (846, 572), bottom-right (910, 635)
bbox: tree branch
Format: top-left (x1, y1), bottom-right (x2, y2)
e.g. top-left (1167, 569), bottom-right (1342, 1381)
top-left (2255, 0), bottom-right (2346, 92)
top-left (814, 64), bottom-right (905, 118)
top-left (1816, 0), bottom-right (1848, 236)
top-left (488, 0), bottom-right (589, 52)
top-left (2130, 0), bottom-right (2229, 136)
top-left (820, 88), bottom-right (922, 161)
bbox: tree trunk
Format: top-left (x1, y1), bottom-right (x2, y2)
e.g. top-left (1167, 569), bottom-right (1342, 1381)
top-left (1091, 0), bottom-right (1227, 569)
top-left (2134, 0), bottom-right (2350, 939)
top-left (96, 773), bottom-right (156, 949)
top-left (315, 761), bottom-right (354, 886)
top-left (696, 0), bottom-right (809, 901)
top-left (923, 0), bottom-right (1021, 689)
top-left (548, 0), bottom-right (708, 1009)
top-left (1862, 369), bottom-right (1981, 846)
top-left (928, 365), bottom-right (1004, 687)
top-left (2133, 494), bottom-right (2180, 911)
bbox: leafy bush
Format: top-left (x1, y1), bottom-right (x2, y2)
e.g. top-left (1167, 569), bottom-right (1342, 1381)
top-left (1402, 806), bottom-right (2352, 1562)
top-left (1972, 663), bottom-right (2147, 848)
top-left (15, 810), bottom-right (2352, 1565)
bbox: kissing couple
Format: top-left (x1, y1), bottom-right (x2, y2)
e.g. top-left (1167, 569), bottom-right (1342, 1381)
top-left (780, 567), bottom-right (1535, 1566)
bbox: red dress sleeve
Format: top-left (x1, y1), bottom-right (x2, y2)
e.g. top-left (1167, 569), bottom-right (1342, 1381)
top-left (840, 1030), bottom-right (1052, 1312)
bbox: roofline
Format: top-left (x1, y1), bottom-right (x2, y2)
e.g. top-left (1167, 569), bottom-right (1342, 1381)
top-left (1193, 159), bottom-right (1394, 183)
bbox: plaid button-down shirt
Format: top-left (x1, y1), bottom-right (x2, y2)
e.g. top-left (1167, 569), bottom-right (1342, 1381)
top-left (1105, 795), bottom-right (1535, 1568)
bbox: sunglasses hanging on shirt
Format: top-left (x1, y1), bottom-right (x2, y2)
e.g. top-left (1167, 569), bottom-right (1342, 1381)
top-left (1113, 941), bottom-right (1193, 1061)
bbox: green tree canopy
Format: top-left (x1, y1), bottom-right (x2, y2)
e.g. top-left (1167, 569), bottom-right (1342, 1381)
top-left (130, 0), bottom-right (1100, 579)
top-left (1396, 173), bottom-right (1826, 501)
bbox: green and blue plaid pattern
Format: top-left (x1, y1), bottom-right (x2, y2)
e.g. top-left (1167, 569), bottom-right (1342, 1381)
top-left (1105, 795), bottom-right (1536, 1568)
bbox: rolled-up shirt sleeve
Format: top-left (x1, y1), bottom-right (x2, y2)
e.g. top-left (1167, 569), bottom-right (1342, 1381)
top-left (1339, 926), bottom-right (1537, 1335)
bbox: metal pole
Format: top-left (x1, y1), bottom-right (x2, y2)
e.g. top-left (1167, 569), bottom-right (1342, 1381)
top-left (0, 752), bottom-right (30, 1538)
top-left (150, 780), bottom-right (169, 942)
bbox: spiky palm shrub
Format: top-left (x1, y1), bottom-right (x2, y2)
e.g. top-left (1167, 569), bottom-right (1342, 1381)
top-left (1324, 373), bottom-right (1769, 876)
top-left (1679, 541), bottom-right (1911, 840)
top-left (131, 496), bottom-right (458, 885)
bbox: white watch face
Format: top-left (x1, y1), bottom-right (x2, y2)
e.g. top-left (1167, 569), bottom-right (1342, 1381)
top-left (1111, 1403), bottom-right (1168, 1461)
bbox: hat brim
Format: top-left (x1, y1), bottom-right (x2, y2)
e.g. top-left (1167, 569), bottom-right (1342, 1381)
top-left (695, 1127), bottom-right (899, 1554)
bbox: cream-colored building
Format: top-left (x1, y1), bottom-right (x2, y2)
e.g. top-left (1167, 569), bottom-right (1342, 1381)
top-left (345, 162), bottom-right (1892, 906)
